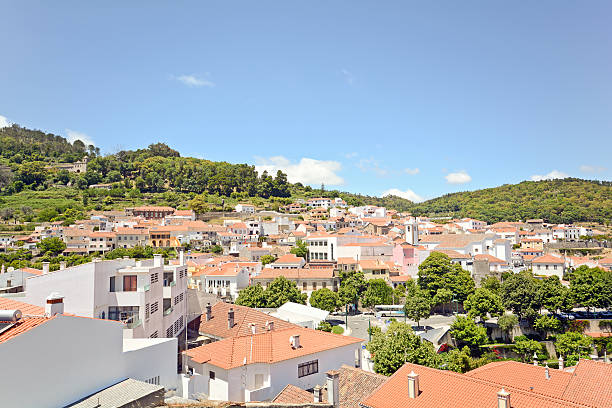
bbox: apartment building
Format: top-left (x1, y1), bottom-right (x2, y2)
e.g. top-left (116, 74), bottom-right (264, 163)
top-left (15, 254), bottom-right (187, 340)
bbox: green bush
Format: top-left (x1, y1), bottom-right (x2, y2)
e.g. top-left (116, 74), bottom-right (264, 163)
top-left (331, 325), bottom-right (344, 335)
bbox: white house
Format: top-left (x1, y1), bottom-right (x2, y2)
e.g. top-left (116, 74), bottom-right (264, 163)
top-left (201, 263), bottom-right (250, 300)
top-left (15, 254), bottom-right (188, 340)
top-left (531, 254), bottom-right (565, 278)
top-left (0, 301), bottom-right (177, 408)
top-left (269, 254), bottom-right (306, 269)
top-left (306, 197), bottom-right (332, 209)
top-left (182, 326), bottom-right (362, 402)
top-left (235, 204), bottom-right (255, 214)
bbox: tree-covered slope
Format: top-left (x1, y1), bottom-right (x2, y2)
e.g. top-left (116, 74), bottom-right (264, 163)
top-left (410, 179), bottom-right (612, 224)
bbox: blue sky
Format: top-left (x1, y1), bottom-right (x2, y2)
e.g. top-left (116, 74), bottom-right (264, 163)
top-left (1, 1), bottom-right (611, 202)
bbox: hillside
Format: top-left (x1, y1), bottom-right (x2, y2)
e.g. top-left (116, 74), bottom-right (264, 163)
top-left (0, 124), bottom-right (413, 222)
top-left (409, 178), bottom-right (612, 224)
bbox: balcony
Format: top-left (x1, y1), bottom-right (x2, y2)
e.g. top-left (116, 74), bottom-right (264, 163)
top-left (126, 318), bottom-right (142, 329)
top-left (164, 307), bottom-right (173, 316)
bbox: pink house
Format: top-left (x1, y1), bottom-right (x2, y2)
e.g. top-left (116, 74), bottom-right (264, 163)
top-left (393, 242), bottom-right (429, 277)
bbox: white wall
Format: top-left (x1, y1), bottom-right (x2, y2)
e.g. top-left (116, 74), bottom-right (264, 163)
top-left (0, 315), bottom-right (178, 408)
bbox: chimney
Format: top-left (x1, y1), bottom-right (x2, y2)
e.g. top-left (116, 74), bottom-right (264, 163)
top-left (45, 292), bottom-right (64, 316)
top-left (326, 371), bottom-right (340, 407)
top-left (313, 385), bottom-right (323, 403)
top-left (250, 323), bottom-right (256, 335)
top-left (179, 249), bottom-right (185, 266)
top-left (558, 356), bottom-right (564, 371)
top-left (153, 254), bottom-right (163, 267)
top-left (497, 388), bottom-right (511, 408)
top-left (290, 334), bottom-right (301, 349)
top-left (206, 303), bottom-right (212, 321)
top-left (42, 262), bottom-right (50, 275)
top-left (266, 320), bottom-right (274, 331)
top-left (59, 261), bottom-right (67, 270)
top-left (407, 371), bottom-right (420, 399)
top-left (533, 352), bottom-right (538, 366)
top-left (228, 308), bottom-right (235, 329)
top-left (545, 363), bottom-right (550, 379)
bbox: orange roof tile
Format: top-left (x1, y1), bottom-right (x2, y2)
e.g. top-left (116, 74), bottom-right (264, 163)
top-left (253, 268), bottom-right (335, 280)
top-left (273, 254), bottom-right (304, 264)
top-left (273, 384), bottom-right (313, 404)
top-left (532, 254), bottom-right (564, 264)
top-left (0, 316), bottom-right (54, 344)
top-left (184, 326), bottom-right (362, 369)
top-left (0, 297), bottom-right (44, 315)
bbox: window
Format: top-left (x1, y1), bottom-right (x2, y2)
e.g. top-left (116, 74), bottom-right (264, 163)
top-left (254, 373), bottom-right (264, 389)
top-left (145, 303), bottom-right (150, 319)
top-left (312, 282), bottom-right (317, 291)
top-left (298, 360), bottom-right (318, 378)
top-left (209, 371), bottom-right (215, 380)
top-left (109, 276), bottom-right (116, 292)
top-left (123, 275), bottom-right (137, 292)
top-left (151, 273), bottom-right (159, 284)
top-left (151, 301), bottom-right (159, 314)
top-left (322, 282), bottom-right (327, 289)
top-left (150, 331), bottom-right (158, 338)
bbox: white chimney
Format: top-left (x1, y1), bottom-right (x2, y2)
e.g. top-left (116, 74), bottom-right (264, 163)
top-left (326, 371), bottom-right (340, 407)
top-left (407, 371), bottom-right (420, 399)
top-left (250, 323), bottom-right (256, 335)
top-left (266, 320), bottom-right (274, 331)
top-left (59, 261), bottom-right (67, 270)
top-left (42, 262), bottom-right (50, 275)
top-left (228, 308), bottom-right (235, 329)
top-left (179, 249), bottom-right (185, 266)
top-left (545, 363), bottom-right (550, 380)
top-left (533, 353), bottom-right (538, 366)
top-left (497, 388), bottom-right (510, 408)
top-left (153, 254), bottom-right (163, 267)
top-left (290, 334), bottom-right (301, 349)
top-left (558, 356), bottom-right (564, 370)
top-left (313, 385), bottom-right (323, 403)
top-left (45, 292), bottom-right (64, 316)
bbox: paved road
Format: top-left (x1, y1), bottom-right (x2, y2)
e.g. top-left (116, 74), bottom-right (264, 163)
top-left (329, 313), bottom-right (459, 341)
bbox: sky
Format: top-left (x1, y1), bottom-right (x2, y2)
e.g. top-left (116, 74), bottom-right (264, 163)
top-left (1, 1), bottom-right (611, 202)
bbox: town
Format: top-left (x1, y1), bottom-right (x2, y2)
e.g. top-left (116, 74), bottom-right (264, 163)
top-left (0, 200), bottom-right (610, 407)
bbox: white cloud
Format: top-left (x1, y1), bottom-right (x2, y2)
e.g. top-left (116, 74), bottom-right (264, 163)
top-left (173, 74), bottom-right (215, 88)
top-left (341, 69), bottom-right (355, 85)
top-left (404, 168), bottom-right (420, 175)
top-left (255, 156), bottom-right (344, 186)
top-left (0, 115), bottom-right (11, 128)
top-left (530, 170), bottom-right (568, 181)
top-left (579, 165), bottom-right (607, 173)
top-left (66, 129), bottom-right (95, 147)
top-left (445, 171), bottom-right (472, 184)
top-left (357, 158), bottom-right (388, 177)
top-left (381, 188), bottom-right (425, 203)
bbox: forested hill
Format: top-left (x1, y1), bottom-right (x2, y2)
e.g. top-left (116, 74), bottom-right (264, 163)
top-left (410, 179), bottom-right (612, 224)
top-left (0, 124), bottom-right (412, 213)
top-left (1, 124), bottom-right (610, 224)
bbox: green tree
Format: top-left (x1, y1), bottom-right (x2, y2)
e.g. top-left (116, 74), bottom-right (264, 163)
top-left (235, 284), bottom-right (267, 308)
top-left (555, 332), bottom-right (593, 363)
top-left (438, 346), bottom-right (477, 373)
top-left (393, 284), bottom-right (406, 304)
top-left (450, 316), bottom-right (488, 350)
top-left (260, 255), bottom-right (277, 266)
top-left (538, 275), bottom-right (573, 314)
top-left (317, 321), bottom-right (332, 332)
top-left (569, 266), bottom-right (612, 311)
top-left (361, 279), bottom-right (393, 309)
top-left (37, 237), bottom-right (66, 256)
top-left (366, 321), bottom-right (439, 376)
top-left (501, 270), bottom-right (541, 320)
top-left (497, 314), bottom-right (518, 342)
top-left (290, 239), bottom-right (308, 259)
top-left (189, 194), bottom-right (209, 214)
top-left (513, 335), bottom-right (544, 362)
top-left (464, 288), bottom-right (503, 323)
top-left (432, 288), bottom-right (453, 313)
top-left (209, 244), bottom-right (223, 254)
top-left (264, 276), bottom-right (307, 307)
top-left (403, 290), bottom-right (431, 328)
top-left (533, 315), bottom-right (562, 338)
top-left (309, 288), bottom-right (340, 312)
top-left (480, 275), bottom-right (501, 295)
top-left (338, 269), bottom-right (367, 308)
top-left (418, 252), bottom-right (475, 302)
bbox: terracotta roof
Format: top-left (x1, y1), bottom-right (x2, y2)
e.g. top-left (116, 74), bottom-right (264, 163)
top-left (0, 297), bottom-right (45, 315)
top-left (173, 210), bottom-right (194, 216)
top-left (431, 249), bottom-right (471, 259)
top-left (132, 206), bottom-right (175, 211)
top-left (360, 362), bottom-right (596, 408)
top-left (532, 254), bottom-right (564, 264)
top-left (561, 359), bottom-right (612, 407)
top-left (19, 267), bottom-right (43, 276)
top-left (359, 260), bottom-right (390, 270)
top-left (273, 254), bottom-right (304, 264)
top-left (253, 268), bottom-right (335, 280)
top-left (474, 254), bottom-right (507, 264)
top-left (273, 384), bottom-right (313, 404)
top-left (198, 302), bottom-right (298, 339)
top-left (184, 327), bottom-right (362, 369)
top-left (337, 257), bottom-right (358, 264)
top-left (336, 365), bottom-right (388, 408)
top-left (0, 316), bottom-right (54, 344)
